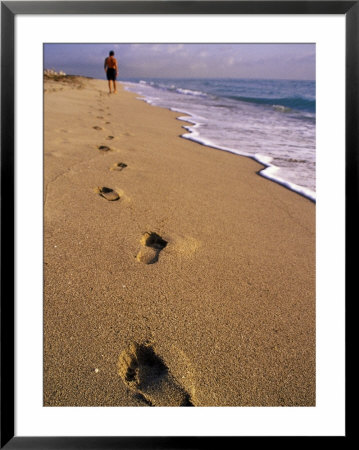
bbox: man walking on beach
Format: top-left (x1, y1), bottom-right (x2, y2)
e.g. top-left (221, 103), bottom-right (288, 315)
top-left (104, 50), bottom-right (119, 94)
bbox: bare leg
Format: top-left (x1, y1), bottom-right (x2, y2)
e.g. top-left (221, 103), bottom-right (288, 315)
top-left (108, 80), bottom-right (112, 94)
top-left (113, 80), bottom-right (117, 93)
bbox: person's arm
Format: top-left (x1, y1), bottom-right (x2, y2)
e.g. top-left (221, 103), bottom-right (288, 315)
top-left (104, 58), bottom-right (108, 72)
top-left (115, 58), bottom-right (119, 75)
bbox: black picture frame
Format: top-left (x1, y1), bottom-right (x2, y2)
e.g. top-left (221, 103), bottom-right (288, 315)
top-left (1, 1), bottom-right (355, 447)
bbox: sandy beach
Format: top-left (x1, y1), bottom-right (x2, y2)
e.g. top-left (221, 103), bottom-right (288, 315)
top-left (44, 75), bottom-right (315, 407)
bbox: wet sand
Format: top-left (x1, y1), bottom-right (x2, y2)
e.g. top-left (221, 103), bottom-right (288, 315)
top-left (44, 76), bottom-right (315, 406)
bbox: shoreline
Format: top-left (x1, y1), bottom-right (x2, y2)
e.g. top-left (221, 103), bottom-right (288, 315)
top-left (44, 76), bottom-right (316, 406)
top-left (130, 94), bottom-right (316, 203)
top-left (122, 79), bottom-right (316, 202)
top-left (176, 112), bottom-right (316, 203)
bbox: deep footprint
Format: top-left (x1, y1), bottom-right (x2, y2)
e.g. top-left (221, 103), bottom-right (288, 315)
top-left (118, 342), bottom-right (193, 406)
top-left (98, 145), bottom-right (112, 152)
top-left (136, 232), bottom-right (167, 264)
top-left (111, 162), bottom-right (127, 171)
top-left (96, 187), bottom-right (120, 201)
top-left (106, 136), bottom-right (115, 140)
top-left (93, 126), bottom-right (103, 131)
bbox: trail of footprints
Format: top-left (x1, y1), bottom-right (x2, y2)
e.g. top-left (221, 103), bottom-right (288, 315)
top-left (90, 98), bottom-right (193, 406)
top-left (93, 107), bottom-right (127, 203)
top-left (93, 104), bottom-right (169, 266)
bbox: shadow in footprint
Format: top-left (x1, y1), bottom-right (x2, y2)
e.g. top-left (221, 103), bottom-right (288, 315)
top-left (118, 342), bottom-right (194, 406)
top-left (111, 162), bottom-right (127, 171)
top-left (93, 126), bottom-right (103, 131)
top-left (106, 136), bottom-right (115, 140)
top-left (98, 145), bottom-right (112, 152)
top-left (96, 187), bottom-right (120, 201)
top-left (136, 232), bottom-right (167, 264)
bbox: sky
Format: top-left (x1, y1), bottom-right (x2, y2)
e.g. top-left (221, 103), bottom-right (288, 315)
top-left (44, 43), bottom-right (315, 80)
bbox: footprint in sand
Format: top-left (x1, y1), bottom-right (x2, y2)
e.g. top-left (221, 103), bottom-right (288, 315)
top-left (93, 126), bottom-right (103, 131)
top-left (118, 342), bottom-right (193, 406)
top-left (105, 122), bottom-right (111, 125)
top-left (98, 145), bottom-right (112, 152)
top-left (96, 187), bottom-right (120, 201)
top-left (110, 162), bottom-right (127, 171)
top-left (97, 116), bottom-right (104, 119)
top-left (106, 136), bottom-right (115, 140)
top-left (136, 232), bottom-right (167, 264)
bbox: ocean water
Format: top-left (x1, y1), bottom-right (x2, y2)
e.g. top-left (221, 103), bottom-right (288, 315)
top-left (122, 78), bottom-right (316, 201)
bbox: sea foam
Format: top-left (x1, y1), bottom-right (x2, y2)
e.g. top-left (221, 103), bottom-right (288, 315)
top-left (123, 78), bottom-right (316, 202)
